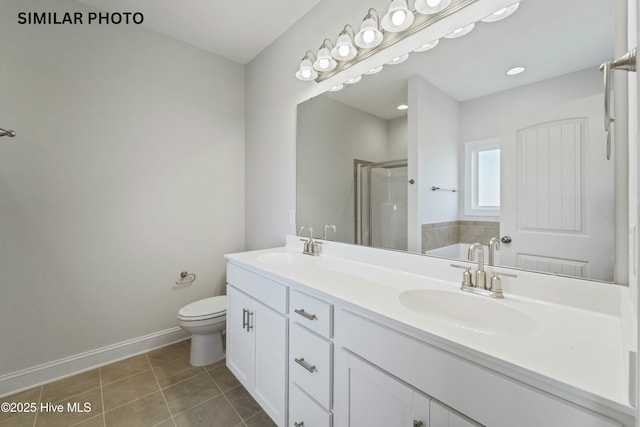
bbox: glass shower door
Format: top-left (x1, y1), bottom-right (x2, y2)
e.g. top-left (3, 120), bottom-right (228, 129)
top-left (355, 159), bottom-right (408, 251)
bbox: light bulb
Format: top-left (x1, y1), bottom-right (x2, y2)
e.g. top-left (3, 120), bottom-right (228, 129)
top-left (427, 0), bottom-right (441, 6)
top-left (363, 29), bottom-right (375, 44)
top-left (301, 69), bottom-right (312, 79)
top-left (365, 65), bottom-right (384, 75)
top-left (481, 3), bottom-right (520, 23)
top-left (493, 7), bottom-right (507, 16)
top-left (391, 9), bottom-right (406, 26)
top-left (318, 58), bottom-right (330, 69)
top-left (338, 45), bottom-right (350, 57)
top-left (345, 75), bottom-right (362, 84)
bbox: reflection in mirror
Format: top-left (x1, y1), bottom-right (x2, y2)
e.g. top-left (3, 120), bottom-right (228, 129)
top-left (296, 0), bottom-right (625, 283)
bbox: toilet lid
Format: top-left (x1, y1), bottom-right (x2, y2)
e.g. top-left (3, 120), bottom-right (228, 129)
top-left (178, 296), bottom-right (226, 321)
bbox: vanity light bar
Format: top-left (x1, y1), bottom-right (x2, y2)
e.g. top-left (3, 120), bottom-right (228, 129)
top-left (296, 0), bottom-right (522, 84)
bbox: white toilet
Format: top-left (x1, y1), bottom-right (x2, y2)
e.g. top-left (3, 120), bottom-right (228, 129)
top-left (177, 295), bottom-right (227, 366)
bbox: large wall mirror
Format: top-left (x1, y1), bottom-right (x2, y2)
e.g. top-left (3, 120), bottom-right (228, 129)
top-left (297, 0), bottom-right (628, 284)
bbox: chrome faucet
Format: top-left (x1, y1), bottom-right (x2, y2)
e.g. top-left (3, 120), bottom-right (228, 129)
top-left (488, 237), bottom-right (500, 266)
top-left (468, 243), bottom-right (486, 289)
top-left (298, 226), bottom-right (321, 256)
top-left (323, 224), bottom-right (336, 240)
top-left (450, 242), bottom-right (516, 299)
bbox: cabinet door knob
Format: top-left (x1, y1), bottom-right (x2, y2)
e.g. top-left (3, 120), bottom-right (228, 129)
top-left (294, 357), bottom-right (317, 373)
top-left (294, 309), bottom-right (317, 321)
top-left (413, 421), bottom-right (423, 427)
top-left (294, 422), bottom-right (305, 427)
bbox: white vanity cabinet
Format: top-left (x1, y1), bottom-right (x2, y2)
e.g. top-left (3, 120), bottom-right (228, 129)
top-left (225, 246), bottom-right (631, 427)
top-left (335, 349), bottom-right (479, 427)
top-left (289, 290), bottom-right (334, 427)
top-left (226, 264), bottom-right (288, 426)
top-left (336, 349), bottom-right (430, 427)
top-left (335, 308), bottom-right (621, 427)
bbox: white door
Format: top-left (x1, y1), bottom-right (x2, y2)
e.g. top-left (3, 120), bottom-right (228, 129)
top-left (500, 95), bottom-right (614, 281)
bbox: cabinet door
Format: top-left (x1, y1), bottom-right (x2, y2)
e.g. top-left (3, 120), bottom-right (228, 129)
top-left (336, 350), bottom-right (429, 427)
top-left (226, 285), bottom-right (255, 389)
top-left (254, 300), bottom-right (288, 426)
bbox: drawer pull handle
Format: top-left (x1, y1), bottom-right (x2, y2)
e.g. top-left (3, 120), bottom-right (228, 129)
top-left (294, 422), bottom-right (305, 427)
top-left (294, 357), bottom-right (317, 373)
top-left (294, 309), bottom-right (317, 321)
top-left (413, 421), bottom-right (423, 427)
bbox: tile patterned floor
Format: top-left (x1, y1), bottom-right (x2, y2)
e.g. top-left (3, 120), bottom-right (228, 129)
top-left (0, 341), bottom-right (276, 427)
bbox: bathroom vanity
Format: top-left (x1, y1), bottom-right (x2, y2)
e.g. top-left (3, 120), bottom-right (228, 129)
top-left (225, 236), bottom-right (635, 427)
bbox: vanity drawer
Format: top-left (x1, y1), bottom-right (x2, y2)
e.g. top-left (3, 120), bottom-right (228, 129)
top-left (289, 384), bottom-right (332, 427)
top-left (227, 263), bottom-right (288, 314)
top-left (290, 323), bottom-right (332, 409)
top-left (290, 290), bottom-right (333, 338)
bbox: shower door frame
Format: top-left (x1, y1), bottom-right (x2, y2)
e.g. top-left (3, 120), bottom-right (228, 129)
top-left (354, 159), bottom-right (408, 247)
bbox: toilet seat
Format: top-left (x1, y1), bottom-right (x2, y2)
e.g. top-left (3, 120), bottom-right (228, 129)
top-left (178, 296), bottom-right (226, 322)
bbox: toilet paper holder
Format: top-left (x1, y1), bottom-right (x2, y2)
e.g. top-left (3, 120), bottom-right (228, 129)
top-left (176, 271), bottom-right (197, 285)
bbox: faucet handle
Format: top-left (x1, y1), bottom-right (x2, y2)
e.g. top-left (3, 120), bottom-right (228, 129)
top-left (450, 264), bottom-right (473, 287)
top-left (488, 271), bottom-right (516, 299)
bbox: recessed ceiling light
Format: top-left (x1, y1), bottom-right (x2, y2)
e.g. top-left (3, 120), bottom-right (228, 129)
top-left (506, 66), bottom-right (526, 76)
top-left (397, 104), bottom-right (409, 110)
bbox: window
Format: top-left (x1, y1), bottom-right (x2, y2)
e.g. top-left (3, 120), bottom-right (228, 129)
top-left (464, 138), bottom-right (500, 217)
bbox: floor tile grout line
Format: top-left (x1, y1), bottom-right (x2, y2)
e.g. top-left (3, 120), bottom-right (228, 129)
top-left (98, 367), bottom-right (106, 427)
top-left (220, 386), bottom-right (246, 423)
top-left (148, 353), bottom-right (176, 424)
top-left (100, 361), bottom-right (154, 388)
top-left (156, 368), bottom-right (208, 392)
top-left (160, 369), bottom-right (225, 421)
top-left (102, 390), bottom-right (160, 416)
top-left (169, 394), bottom-right (222, 421)
top-left (31, 386), bottom-right (43, 427)
top-left (100, 368), bottom-right (207, 416)
top-left (202, 368), bottom-right (246, 423)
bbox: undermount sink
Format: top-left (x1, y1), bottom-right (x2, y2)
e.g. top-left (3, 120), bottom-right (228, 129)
top-left (399, 289), bottom-right (537, 336)
top-left (257, 252), bottom-right (313, 267)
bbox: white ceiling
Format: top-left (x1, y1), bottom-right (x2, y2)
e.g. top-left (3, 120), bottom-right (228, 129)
top-left (75, 0), bottom-right (323, 64)
top-left (325, 0), bottom-right (614, 120)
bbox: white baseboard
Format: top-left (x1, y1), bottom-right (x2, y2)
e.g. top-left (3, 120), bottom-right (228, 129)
top-left (0, 327), bottom-right (190, 398)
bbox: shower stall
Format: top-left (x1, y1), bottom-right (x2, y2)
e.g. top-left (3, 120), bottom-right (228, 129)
top-left (354, 159), bottom-right (408, 250)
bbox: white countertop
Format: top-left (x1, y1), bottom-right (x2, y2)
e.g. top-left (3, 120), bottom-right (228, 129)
top-left (225, 241), bottom-right (635, 418)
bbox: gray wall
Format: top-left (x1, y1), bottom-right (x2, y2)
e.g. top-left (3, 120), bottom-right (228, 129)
top-left (297, 95), bottom-right (390, 244)
top-left (0, 0), bottom-right (245, 378)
